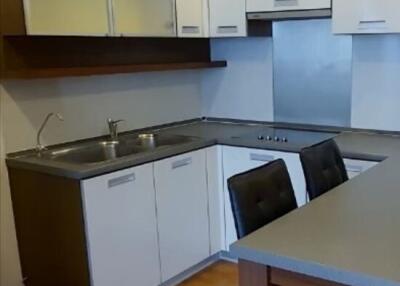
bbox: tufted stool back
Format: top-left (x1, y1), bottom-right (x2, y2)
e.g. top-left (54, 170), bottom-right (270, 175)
top-left (300, 139), bottom-right (348, 201)
top-left (227, 159), bottom-right (298, 239)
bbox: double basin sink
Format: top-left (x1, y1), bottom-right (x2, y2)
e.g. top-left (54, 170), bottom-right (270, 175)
top-left (37, 133), bottom-right (197, 164)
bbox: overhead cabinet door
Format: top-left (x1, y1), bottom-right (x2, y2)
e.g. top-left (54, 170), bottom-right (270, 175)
top-left (247, 0), bottom-right (331, 12)
top-left (24, 0), bottom-right (111, 36)
top-left (112, 0), bottom-right (176, 37)
top-left (209, 0), bottom-right (247, 37)
top-left (176, 0), bottom-right (209, 37)
top-left (333, 0), bottom-right (400, 34)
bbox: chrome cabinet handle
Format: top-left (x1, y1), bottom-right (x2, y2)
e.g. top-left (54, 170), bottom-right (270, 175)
top-left (250, 153), bottom-right (275, 162)
top-left (217, 25), bottom-right (239, 34)
top-left (274, 0), bottom-right (298, 7)
top-left (182, 26), bottom-right (200, 34)
top-left (108, 173), bottom-right (135, 188)
top-left (359, 20), bottom-right (386, 25)
top-left (345, 165), bottom-right (363, 173)
top-left (358, 20), bottom-right (387, 30)
top-left (172, 157), bottom-right (192, 169)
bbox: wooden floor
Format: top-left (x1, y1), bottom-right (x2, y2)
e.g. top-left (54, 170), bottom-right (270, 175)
top-left (179, 261), bottom-right (238, 286)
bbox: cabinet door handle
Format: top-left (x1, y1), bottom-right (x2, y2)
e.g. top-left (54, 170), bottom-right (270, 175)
top-left (250, 153), bottom-right (275, 162)
top-left (182, 26), bottom-right (200, 34)
top-left (358, 20), bottom-right (387, 30)
top-left (217, 25), bottom-right (239, 34)
top-left (345, 165), bottom-right (363, 173)
top-left (274, 0), bottom-right (298, 7)
top-left (172, 157), bottom-right (192, 169)
top-left (108, 173), bottom-right (135, 188)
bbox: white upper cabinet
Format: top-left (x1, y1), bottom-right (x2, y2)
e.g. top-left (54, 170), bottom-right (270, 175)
top-left (112, 0), bottom-right (176, 37)
top-left (176, 0), bottom-right (210, 38)
top-left (247, 0), bottom-right (331, 13)
top-left (23, 0), bottom-right (111, 36)
top-left (333, 0), bottom-right (400, 34)
top-left (209, 0), bottom-right (247, 37)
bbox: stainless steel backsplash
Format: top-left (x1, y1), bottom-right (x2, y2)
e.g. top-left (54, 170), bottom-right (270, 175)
top-left (273, 19), bottom-right (353, 127)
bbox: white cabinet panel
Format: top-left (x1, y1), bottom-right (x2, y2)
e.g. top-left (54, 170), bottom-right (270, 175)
top-left (333, 0), bottom-right (400, 34)
top-left (344, 158), bottom-right (378, 179)
top-left (206, 146), bottom-right (225, 255)
top-left (209, 0), bottom-right (247, 37)
top-left (247, 0), bottom-right (331, 13)
top-left (176, 0), bottom-right (210, 37)
top-left (82, 164), bottom-right (161, 286)
top-left (112, 0), bottom-right (176, 37)
top-left (155, 150), bottom-right (210, 282)
top-left (222, 146), bottom-right (306, 250)
top-left (24, 0), bottom-right (111, 36)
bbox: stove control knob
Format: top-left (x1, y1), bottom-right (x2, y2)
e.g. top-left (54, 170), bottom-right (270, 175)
top-left (274, 136), bottom-right (280, 142)
top-left (265, 136), bottom-right (272, 141)
top-left (282, 137), bottom-right (288, 143)
top-left (257, 135), bottom-right (264, 140)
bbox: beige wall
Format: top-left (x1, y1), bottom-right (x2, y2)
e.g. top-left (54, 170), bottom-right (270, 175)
top-left (0, 71), bottom-right (202, 286)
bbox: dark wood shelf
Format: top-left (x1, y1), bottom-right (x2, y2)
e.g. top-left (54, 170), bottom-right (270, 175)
top-left (3, 61), bottom-right (227, 79)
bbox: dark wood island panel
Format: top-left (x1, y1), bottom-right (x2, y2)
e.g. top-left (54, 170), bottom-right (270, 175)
top-left (239, 260), bottom-right (346, 286)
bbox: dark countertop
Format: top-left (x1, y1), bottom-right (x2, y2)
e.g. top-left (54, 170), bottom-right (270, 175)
top-left (7, 119), bottom-right (400, 180)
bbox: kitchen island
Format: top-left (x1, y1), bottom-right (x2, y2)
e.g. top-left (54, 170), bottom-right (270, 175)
top-left (231, 153), bottom-right (400, 286)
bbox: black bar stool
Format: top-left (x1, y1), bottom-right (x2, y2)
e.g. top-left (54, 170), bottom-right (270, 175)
top-left (300, 139), bottom-right (348, 201)
top-left (227, 159), bottom-right (298, 239)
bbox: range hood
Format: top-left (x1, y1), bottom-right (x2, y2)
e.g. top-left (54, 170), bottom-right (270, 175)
top-left (247, 9), bottom-right (331, 21)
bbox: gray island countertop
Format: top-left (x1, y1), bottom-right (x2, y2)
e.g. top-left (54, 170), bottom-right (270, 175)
top-left (231, 132), bottom-right (400, 286)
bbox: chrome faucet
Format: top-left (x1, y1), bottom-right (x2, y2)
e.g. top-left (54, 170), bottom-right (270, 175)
top-left (36, 112), bottom-right (64, 153)
top-left (107, 118), bottom-right (125, 142)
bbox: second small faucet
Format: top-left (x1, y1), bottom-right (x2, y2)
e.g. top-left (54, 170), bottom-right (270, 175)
top-left (107, 118), bottom-right (125, 142)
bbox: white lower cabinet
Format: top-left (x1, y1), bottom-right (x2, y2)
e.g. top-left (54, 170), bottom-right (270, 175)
top-left (80, 146), bottom-right (377, 285)
top-left (154, 150), bottom-right (210, 282)
top-left (222, 146), bottom-right (306, 250)
top-left (344, 158), bottom-right (378, 179)
top-left (206, 146), bottom-right (226, 255)
top-left (81, 164), bottom-right (161, 286)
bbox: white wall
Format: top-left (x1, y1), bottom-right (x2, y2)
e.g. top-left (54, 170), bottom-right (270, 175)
top-left (201, 38), bottom-right (274, 122)
top-left (0, 71), bottom-right (202, 286)
top-left (351, 35), bottom-right (400, 131)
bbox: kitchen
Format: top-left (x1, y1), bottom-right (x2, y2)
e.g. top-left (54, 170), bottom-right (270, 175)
top-left (1, 1), bottom-right (400, 286)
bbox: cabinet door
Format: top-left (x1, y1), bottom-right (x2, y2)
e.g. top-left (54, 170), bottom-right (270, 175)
top-left (24, 0), bottom-right (111, 36)
top-left (206, 146), bottom-right (225, 255)
top-left (222, 146), bottom-right (306, 250)
top-left (247, 0), bottom-right (331, 13)
top-left (82, 164), bottom-right (161, 286)
top-left (209, 0), bottom-right (246, 37)
top-left (112, 0), bottom-right (176, 37)
top-left (155, 150), bottom-right (210, 282)
top-left (176, 0), bottom-right (209, 38)
top-left (344, 158), bottom-right (378, 179)
top-left (333, 0), bottom-right (400, 34)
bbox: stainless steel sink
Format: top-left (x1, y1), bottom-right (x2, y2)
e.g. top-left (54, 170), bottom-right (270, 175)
top-left (129, 133), bottom-right (195, 150)
top-left (37, 134), bottom-right (197, 164)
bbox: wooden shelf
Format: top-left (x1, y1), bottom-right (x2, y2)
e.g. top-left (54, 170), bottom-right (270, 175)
top-left (3, 61), bottom-right (227, 79)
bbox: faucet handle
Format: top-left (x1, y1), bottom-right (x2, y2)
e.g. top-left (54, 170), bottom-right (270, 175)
top-left (107, 118), bottom-right (125, 126)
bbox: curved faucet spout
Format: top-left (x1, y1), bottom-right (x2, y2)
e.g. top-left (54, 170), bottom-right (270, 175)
top-left (36, 112), bottom-right (64, 153)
